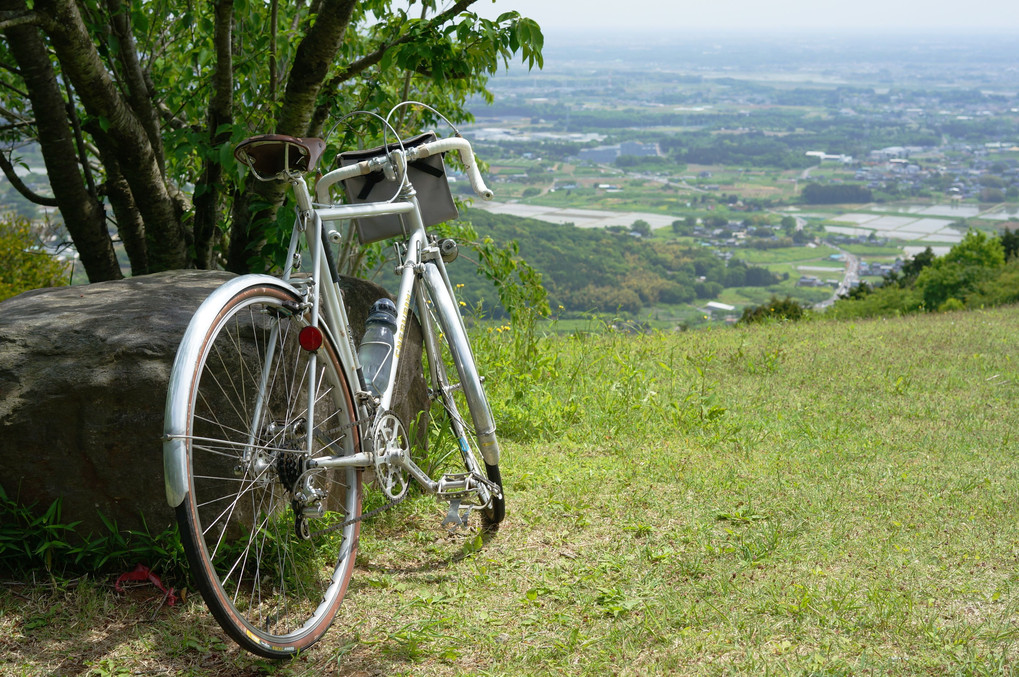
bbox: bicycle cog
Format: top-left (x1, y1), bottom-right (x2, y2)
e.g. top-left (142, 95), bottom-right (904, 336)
top-left (370, 412), bottom-right (410, 500)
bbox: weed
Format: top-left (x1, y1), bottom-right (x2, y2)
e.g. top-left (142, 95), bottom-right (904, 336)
top-left (84, 658), bottom-right (131, 677)
top-left (0, 487), bottom-right (184, 578)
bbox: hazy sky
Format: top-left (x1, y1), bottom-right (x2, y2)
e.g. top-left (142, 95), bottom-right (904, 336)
top-left (475, 0), bottom-right (1019, 32)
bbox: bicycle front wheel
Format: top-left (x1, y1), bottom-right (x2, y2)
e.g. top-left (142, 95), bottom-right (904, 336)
top-left (165, 280), bottom-right (361, 658)
top-left (418, 264), bottom-right (505, 528)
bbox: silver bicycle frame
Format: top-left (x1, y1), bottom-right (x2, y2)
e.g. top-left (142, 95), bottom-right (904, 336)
top-left (303, 188), bottom-right (500, 479)
top-left (164, 150), bottom-right (498, 508)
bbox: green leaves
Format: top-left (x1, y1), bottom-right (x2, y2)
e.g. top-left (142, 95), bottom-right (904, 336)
top-left (513, 17), bottom-right (544, 70)
top-left (0, 215), bottom-right (69, 302)
top-left (2, 0), bottom-right (546, 275)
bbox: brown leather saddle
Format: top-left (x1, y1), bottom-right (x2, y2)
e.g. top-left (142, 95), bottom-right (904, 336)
top-left (234, 134), bottom-right (326, 179)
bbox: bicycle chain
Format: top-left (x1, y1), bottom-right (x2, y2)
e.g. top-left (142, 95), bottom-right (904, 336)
top-left (307, 408), bottom-right (406, 538)
top-left (309, 490), bottom-right (407, 538)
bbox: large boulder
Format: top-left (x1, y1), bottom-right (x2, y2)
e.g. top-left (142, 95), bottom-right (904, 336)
top-left (0, 270), bottom-right (425, 538)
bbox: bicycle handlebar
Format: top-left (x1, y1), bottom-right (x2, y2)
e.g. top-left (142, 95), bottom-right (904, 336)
top-left (315, 135), bottom-right (493, 204)
top-left (406, 137), bottom-right (494, 201)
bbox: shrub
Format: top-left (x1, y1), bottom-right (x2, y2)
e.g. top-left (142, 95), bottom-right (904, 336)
top-left (738, 296), bottom-right (806, 324)
top-left (0, 214), bottom-right (68, 302)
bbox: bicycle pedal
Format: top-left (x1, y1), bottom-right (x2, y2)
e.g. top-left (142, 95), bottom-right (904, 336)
top-left (437, 472), bottom-right (470, 497)
top-left (441, 498), bottom-right (468, 529)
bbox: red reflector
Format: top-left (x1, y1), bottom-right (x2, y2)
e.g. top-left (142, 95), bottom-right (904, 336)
top-left (299, 326), bottom-right (323, 351)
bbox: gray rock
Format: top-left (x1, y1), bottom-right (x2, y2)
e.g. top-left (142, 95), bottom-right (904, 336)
top-left (0, 270), bottom-right (424, 539)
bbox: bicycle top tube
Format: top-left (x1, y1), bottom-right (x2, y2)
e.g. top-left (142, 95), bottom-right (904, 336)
top-left (313, 199), bottom-right (417, 225)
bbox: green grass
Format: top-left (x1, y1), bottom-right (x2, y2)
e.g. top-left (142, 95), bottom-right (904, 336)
top-left (840, 243), bottom-right (907, 257)
top-left (716, 283), bottom-right (832, 308)
top-left (731, 244), bottom-right (840, 265)
top-left (4, 307), bottom-right (1019, 674)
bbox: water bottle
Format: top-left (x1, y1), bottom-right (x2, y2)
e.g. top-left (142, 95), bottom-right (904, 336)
top-left (357, 298), bottom-right (398, 395)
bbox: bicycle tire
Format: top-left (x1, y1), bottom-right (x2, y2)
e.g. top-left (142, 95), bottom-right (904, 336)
top-left (418, 266), bottom-right (505, 527)
top-left (167, 281), bottom-right (361, 658)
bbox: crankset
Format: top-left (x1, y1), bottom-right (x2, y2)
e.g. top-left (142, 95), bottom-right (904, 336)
top-left (369, 411), bottom-right (410, 500)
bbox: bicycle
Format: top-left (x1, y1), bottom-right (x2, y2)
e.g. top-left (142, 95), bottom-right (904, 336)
top-left (162, 104), bottom-right (503, 658)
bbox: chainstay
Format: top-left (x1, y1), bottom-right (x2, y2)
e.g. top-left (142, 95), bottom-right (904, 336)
top-left (308, 407), bottom-right (397, 538)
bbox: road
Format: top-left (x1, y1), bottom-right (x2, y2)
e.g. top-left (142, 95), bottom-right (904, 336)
top-left (814, 240), bottom-right (860, 310)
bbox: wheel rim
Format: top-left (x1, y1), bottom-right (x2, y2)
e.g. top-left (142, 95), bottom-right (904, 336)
top-left (182, 289), bottom-right (360, 652)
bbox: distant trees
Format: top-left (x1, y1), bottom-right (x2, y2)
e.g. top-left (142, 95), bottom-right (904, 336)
top-left (630, 219), bottom-right (651, 238)
top-left (463, 210), bottom-right (779, 315)
top-left (663, 131), bottom-right (817, 170)
top-left (832, 229), bottom-right (1019, 318)
top-left (801, 183), bottom-right (873, 205)
top-left (725, 259), bottom-right (779, 287)
top-left (0, 215), bottom-right (68, 302)
top-left (980, 188), bottom-right (1006, 203)
top-left (1000, 229), bottom-right (1019, 260)
top-left (738, 296), bottom-right (806, 324)
top-left (672, 217), bottom-right (696, 236)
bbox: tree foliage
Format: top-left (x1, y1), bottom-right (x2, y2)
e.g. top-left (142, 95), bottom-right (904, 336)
top-left (738, 296), bottom-right (806, 324)
top-left (800, 183), bottom-right (873, 205)
top-left (0, 1), bottom-right (543, 281)
top-left (913, 230), bottom-right (1004, 310)
top-left (0, 214), bottom-right (67, 301)
top-left (456, 210), bottom-right (778, 315)
top-left (831, 229), bottom-right (1018, 318)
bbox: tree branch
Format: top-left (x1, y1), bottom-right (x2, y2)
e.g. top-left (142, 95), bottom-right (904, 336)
top-left (0, 120), bottom-right (34, 132)
top-left (0, 102), bottom-right (31, 123)
top-left (0, 151), bottom-right (58, 206)
top-left (0, 0), bottom-right (121, 281)
top-left (193, 0), bottom-right (234, 269)
top-left (106, 0), bottom-right (165, 177)
top-left (0, 76), bottom-right (28, 99)
top-left (307, 0), bottom-right (477, 135)
top-left (274, 0), bottom-right (357, 136)
top-left (0, 10), bottom-right (41, 31)
top-left (35, 0), bottom-right (186, 272)
top-left (340, 0), bottom-right (475, 84)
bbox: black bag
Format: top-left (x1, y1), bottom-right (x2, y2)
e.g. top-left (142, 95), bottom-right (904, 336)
top-left (337, 132), bottom-right (458, 244)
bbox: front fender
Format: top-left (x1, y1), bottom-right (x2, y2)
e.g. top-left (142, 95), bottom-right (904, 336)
top-left (163, 274), bottom-right (300, 508)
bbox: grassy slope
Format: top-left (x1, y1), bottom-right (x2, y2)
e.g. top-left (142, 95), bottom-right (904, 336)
top-left (3, 307), bottom-right (1019, 675)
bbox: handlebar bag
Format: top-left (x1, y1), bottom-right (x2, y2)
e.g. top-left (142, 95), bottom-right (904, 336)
top-left (337, 132), bottom-right (458, 244)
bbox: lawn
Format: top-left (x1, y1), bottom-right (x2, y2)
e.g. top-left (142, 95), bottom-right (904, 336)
top-left (3, 306), bottom-right (1019, 675)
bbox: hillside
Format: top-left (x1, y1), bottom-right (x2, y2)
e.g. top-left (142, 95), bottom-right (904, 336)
top-left (435, 208), bottom-right (781, 319)
top-left (4, 305), bottom-right (1018, 674)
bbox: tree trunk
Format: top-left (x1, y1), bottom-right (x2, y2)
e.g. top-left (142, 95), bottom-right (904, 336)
top-left (226, 176), bottom-right (288, 273)
top-left (226, 0), bottom-right (356, 272)
top-left (275, 0), bottom-right (356, 137)
top-left (105, 0), bottom-right (165, 178)
top-left (96, 144), bottom-right (149, 274)
top-left (36, 0), bottom-right (188, 273)
top-left (1, 6), bottom-right (122, 282)
top-left (193, 0), bottom-right (234, 269)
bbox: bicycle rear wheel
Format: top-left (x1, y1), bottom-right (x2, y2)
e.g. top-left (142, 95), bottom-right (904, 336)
top-left (418, 265), bottom-right (505, 528)
top-left (166, 281), bottom-right (361, 658)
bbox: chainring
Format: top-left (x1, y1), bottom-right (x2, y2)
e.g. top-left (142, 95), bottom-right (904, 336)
top-left (370, 411), bottom-right (410, 500)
